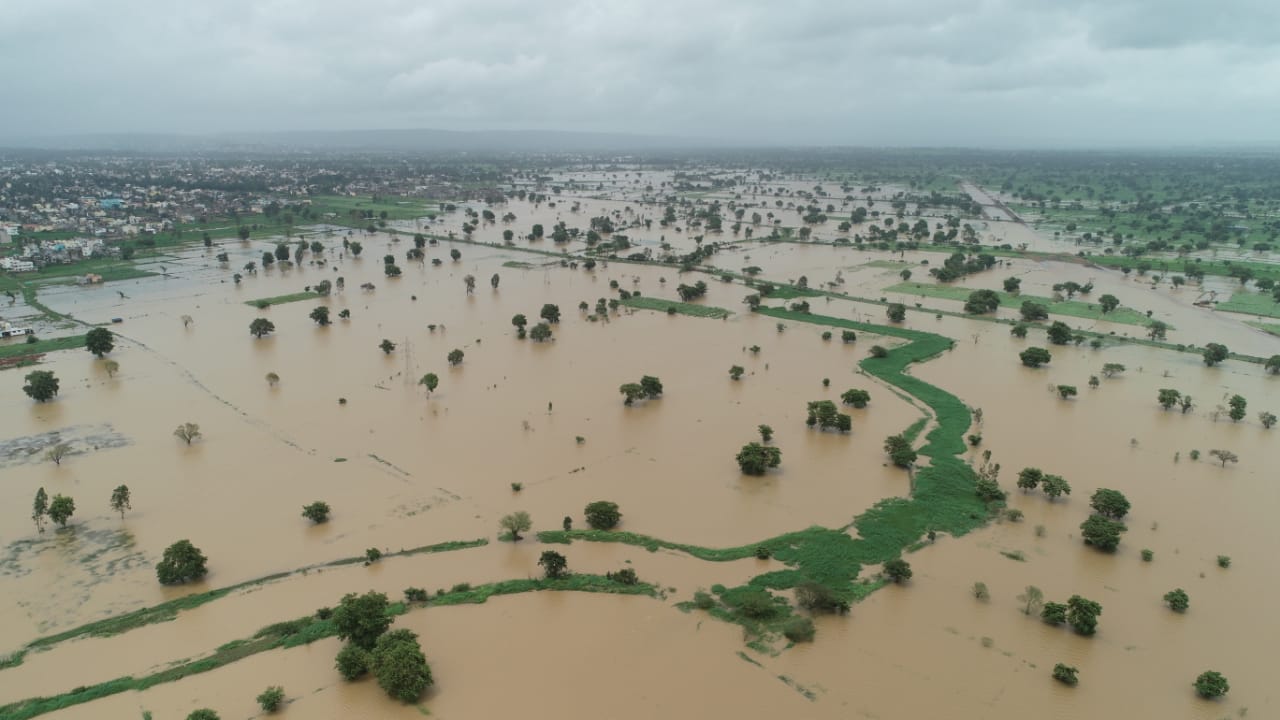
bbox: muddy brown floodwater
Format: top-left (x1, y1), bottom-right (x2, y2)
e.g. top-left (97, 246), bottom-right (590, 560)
top-left (2, 179), bottom-right (1277, 719)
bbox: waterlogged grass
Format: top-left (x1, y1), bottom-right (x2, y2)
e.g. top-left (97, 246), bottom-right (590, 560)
top-left (620, 296), bottom-right (731, 318)
top-left (1245, 320), bottom-right (1280, 336)
top-left (1217, 291), bottom-right (1280, 319)
top-left (244, 291), bottom-right (320, 308)
top-left (18, 539), bottom-right (487, 655)
top-left (885, 282), bottom-right (1151, 326)
top-left (761, 285), bottom-right (821, 300)
top-left (901, 416), bottom-right (929, 444)
top-left (0, 576), bottom-right (644, 720)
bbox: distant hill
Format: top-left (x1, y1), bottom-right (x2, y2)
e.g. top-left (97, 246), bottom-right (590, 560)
top-left (2, 128), bottom-right (723, 153)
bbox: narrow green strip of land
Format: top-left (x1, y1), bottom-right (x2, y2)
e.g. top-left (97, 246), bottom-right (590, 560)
top-left (885, 282), bottom-right (1151, 325)
top-left (0, 336), bottom-right (87, 362)
top-left (620, 296), bottom-right (731, 318)
top-left (1217, 291), bottom-right (1280, 319)
top-left (244, 291), bottom-right (320, 308)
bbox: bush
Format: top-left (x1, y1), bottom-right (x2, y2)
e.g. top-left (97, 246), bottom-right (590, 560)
top-left (1217, 555), bottom-right (1231, 568)
top-left (365, 548), bottom-right (383, 564)
top-left (336, 643), bottom-right (370, 680)
top-left (754, 545), bottom-right (771, 560)
top-left (257, 686), bottom-right (285, 712)
top-left (729, 587), bottom-right (778, 619)
top-left (692, 590), bottom-right (716, 610)
top-left (782, 617), bottom-right (816, 642)
top-left (1193, 670), bottom-right (1229, 699)
top-left (869, 345), bottom-right (888, 358)
top-left (606, 568), bottom-right (639, 585)
top-left (972, 582), bottom-right (990, 601)
top-left (1052, 664), bottom-right (1079, 686)
top-left (302, 501), bottom-right (331, 524)
top-left (1164, 588), bottom-right (1189, 612)
top-left (1141, 549), bottom-right (1153, 562)
top-left (795, 582), bottom-right (848, 614)
top-left (883, 558), bottom-right (912, 583)
top-left (584, 500), bottom-right (621, 530)
top-left (187, 711), bottom-right (219, 720)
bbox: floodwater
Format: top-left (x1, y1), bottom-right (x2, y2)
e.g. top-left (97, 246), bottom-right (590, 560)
top-left (2, 178), bottom-right (1277, 719)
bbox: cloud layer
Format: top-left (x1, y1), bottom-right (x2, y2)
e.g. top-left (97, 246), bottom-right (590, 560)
top-left (3, 0), bottom-right (1278, 147)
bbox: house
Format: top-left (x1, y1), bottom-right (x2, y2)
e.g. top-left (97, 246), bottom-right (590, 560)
top-left (0, 323), bottom-right (34, 338)
top-left (0, 257), bottom-right (35, 272)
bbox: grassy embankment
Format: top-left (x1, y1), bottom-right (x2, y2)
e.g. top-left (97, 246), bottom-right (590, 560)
top-left (619, 296), bottom-right (732, 318)
top-left (244, 291), bottom-right (321, 308)
top-left (540, 305), bottom-right (987, 650)
top-left (0, 574), bottom-right (650, 720)
top-left (1217, 291), bottom-right (1280, 319)
top-left (885, 282), bottom-right (1151, 326)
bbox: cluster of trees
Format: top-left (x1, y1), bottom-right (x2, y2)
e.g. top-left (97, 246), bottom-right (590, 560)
top-left (619, 375), bottom-right (663, 405)
top-left (333, 591), bottom-right (433, 702)
top-left (805, 400), bottom-right (851, 432)
top-left (1080, 488), bottom-right (1130, 552)
top-left (840, 388), bottom-right (871, 408)
top-left (676, 280), bottom-right (708, 301)
top-left (883, 434), bottom-right (917, 468)
top-left (1015, 467), bottom-right (1072, 501)
top-left (737, 442), bottom-right (782, 475)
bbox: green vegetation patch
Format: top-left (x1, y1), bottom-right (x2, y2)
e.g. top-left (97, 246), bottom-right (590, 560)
top-left (501, 260), bottom-right (535, 269)
top-left (760, 285), bottom-right (821, 300)
top-left (1217, 291), bottom-right (1280, 319)
top-left (244, 291), bottom-right (320, 308)
top-left (0, 335), bottom-right (86, 362)
top-left (620, 296), bottom-right (731, 318)
top-left (885, 282), bottom-right (1151, 325)
top-left (1245, 320), bottom-right (1280, 336)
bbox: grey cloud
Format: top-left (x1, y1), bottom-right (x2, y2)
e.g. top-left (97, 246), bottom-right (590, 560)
top-left (1, 0), bottom-right (1278, 147)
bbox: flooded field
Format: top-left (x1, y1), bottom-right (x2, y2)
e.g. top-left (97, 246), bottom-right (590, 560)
top-left (2, 175), bottom-right (1276, 720)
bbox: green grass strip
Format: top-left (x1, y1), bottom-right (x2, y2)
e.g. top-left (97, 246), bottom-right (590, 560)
top-left (1217, 291), bottom-right (1280, 319)
top-left (20, 539), bottom-right (487, 653)
top-left (0, 335), bottom-right (86, 362)
top-left (885, 282), bottom-right (1151, 325)
top-left (0, 576), bottom-right (647, 720)
top-left (244, 291), bottom-right (320, 308)
top-left (619, 296), bottom-right (731, 318)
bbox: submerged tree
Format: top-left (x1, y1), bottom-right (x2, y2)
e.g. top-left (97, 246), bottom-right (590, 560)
top-left (379, 339), bottom-right (397, 355)
top-left (85, 327), bottom-right (115, 357)
top-left (418, 373), bottom-right (439, 396)
top-left (1194, 671), bottom-right (1229, 699)
top-left (538, 550), bottom-right (568, 579)
top-left (333, 591), bottom-right (392, 650)
top-left (156, 539), bottom-right (209, 585)
top-left (1018, 585), bottom-right (1044, 616)
top-left (883, 434), bottom-right (917, 468)
top-left (371, 629), bottom-right (433, 702)
top-left (45, 443), bottom-right (72, 466)
top-left (584, 501), bottom-right (621, 530)
top-left (48, 494), bottom-right (75, 527)
top-left (736, 442), bottom-right (782, 475)
top-left (302, 501), bottom-right (331, 524)
top-left (499, 511), bottom-right (532, 541)
top-left (249, 318), bottom-right (276, 338)
top-left (32, 488), bottom-right (49, 533)
top-left (110, 485), bottom-right (132, 519)
top-left (22, 370), bottom-right (60, 402)
top-left (1066, 595), bottom-right (1102, 635)
top-left (174, 423), bottom-right (202, 445)
top-left (883, 558), bottom-right (912, 583)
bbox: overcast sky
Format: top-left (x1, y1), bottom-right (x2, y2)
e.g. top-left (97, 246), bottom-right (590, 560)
top-left (4, 0), bottom-right (1278, 148)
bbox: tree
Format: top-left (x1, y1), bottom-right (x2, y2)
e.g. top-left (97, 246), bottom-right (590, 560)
top-left (384, 264), bottom-right (402, 277)
top-left (1018, 585), bottom-right (1044, 616)
top-left (1228, 394), bottom-right (1247, 422)
top-left (529, 323), bottom-right (552, 342)
top-left (1194, 670), bottom-right (1229, 699)
top-left (47, 494), bottom-right (75, 527)
top-left (333, 591), bottom-right (392, 649)
top-left (187, 710), bottom-right (220, 720)
top-left (104, 359), bottom-right (120, 378)
top-left (464, 275), bottom-right (476, 294)
top-left (310, 306), bottom-right (331, 326)
top-left (620, 383), bottom-right (645, 405)
top-left (1101, 363), bottom-right (1126, 377)
top-left (1041, 601), bottom-right (1068, 625)
top-left (174, 422), bottom-right (201, 445)
top-left (729, 365), bottom-right (745, 380)
top-left (964, 289), bottom-right (1001, 314)
top-left (540, 303), bottom-right (561, 324)
top-left (1260, 411), bottom-right (1277, 429)
top-left (1090, 488), bottom-right (1130, 519)
top-left (1147, 320), bottom-right (1169, 340)
top-left (585, 501), bottom-right (621, 530)
top-left (45, 443), bottom-right (72, 466)
top-left (156, 539), bottom-right (209, 585)
top-left (883, 558), bottom-right (912, 583)
top-left (1057, 385), bottom-right (1077, 399)
top-left (737, 442), bottom-right (781, 475)
top-left (1016, 467), bottom-right (1043, 492)
top-left (1180, 394), bottom-right (1194, 414)
top-left (256, 686), bottom-right (285, 712)
top-left (418, 373), bottom-right (439, 396)
top-left (380, 339), bottom-right (397, 355)
top-left (1066, 595), bottom-right (1102, 635)
top-left (1019, 347), bottom-right (1051, 367)
top-left (110, 485), bottom-right (131, 519)
top-left (250, 318), bottom-right (276, 338)
top-left (1080, 514), bottom-right (1126, 551)
top-left (1098, 294), bottom-right (1120, 313)
top-left (1164, 588), bottom-right (1189, 612)
top-left (1157, 388), bottom-right (1181, 410)
top-left (539, 550), bottom-right (568, 579)
top-left (1042, 474), bottom-right (1071, 500)
top-left (511, 314), bottom-right (528, 331)
top-left (883, 434), bottom-right (917, 467)
top-left (1020, 301), bottom-right (1048, 321)
top-left (85, 327), bottom-right (114, 357)
top-left (1052, 664), bottom-right (1079, 686)
top-left (371, 629), bottom-right (433, 702)
top-left (1202, 343), bottom-right (1229, 366)
top-left (1267, 355), bottom-right (1280, 374)
top-left (1047, 321), bottom-right (1073, 345)
top-left (640, 376), bottom-right (664, 398)
top-left (32, 488), bottom-right (49, 533)
top-left (499, 511), bottom-right (532, 541)
top-left (795, 582), bottom-right (849, 614)
top-left (886, 303), bottom-right (906, 322)
top-left (841, 389), bottom-right (871, 408)
top-left (22, 370), bottom-right (59, 402)
top-left (336, 643), bottom-right (370, 680)
top-left (450, 248), bottom-right (461, 262)
top-left (1208, 449), bottom-right (1238, 467)
top-left (758, 424), bottom-right (773, 442)
top-left (447, 348), bottom-right (464, 365)
top-left (302, 501), bottom-right (331, 524)
top-left (1003, 276), bottom-right (1021, 293)
top-left (806, 400), bottom-right (850, 432)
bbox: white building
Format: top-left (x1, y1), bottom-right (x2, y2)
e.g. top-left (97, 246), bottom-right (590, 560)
top-left (0, 257), bottom-right (35, 272)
